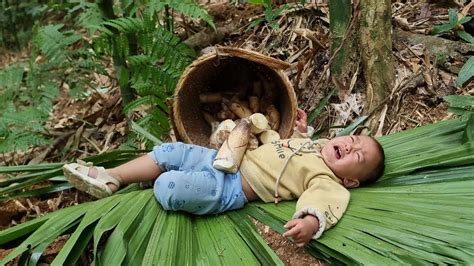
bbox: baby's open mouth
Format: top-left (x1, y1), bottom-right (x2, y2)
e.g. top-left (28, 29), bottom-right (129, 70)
top-left (334, 146), bottom-right (342, 159)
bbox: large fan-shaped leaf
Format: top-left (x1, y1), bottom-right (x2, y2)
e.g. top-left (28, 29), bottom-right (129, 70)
top-left (0, 118), bottom-right (472, 264)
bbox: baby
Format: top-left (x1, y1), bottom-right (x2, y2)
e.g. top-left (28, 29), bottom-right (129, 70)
top-left (63, 109), bottom-right (385, 246)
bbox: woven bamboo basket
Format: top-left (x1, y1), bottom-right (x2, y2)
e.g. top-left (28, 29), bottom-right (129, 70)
top-left (172, 46), bottom-right (297, 147)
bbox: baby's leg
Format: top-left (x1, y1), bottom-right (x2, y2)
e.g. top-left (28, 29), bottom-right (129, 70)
top-left (108, 142), bottom-right (207, 190)
top-left (108, 155), bottom-right (162, 185)
top-left (71, 142), bottom-right (207, 196)
top-left (84, 155), bottom-right (162, 192)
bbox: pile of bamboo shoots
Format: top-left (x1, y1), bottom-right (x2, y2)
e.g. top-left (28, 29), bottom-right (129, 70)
top-left (200, 79), bottom-right (282, 151)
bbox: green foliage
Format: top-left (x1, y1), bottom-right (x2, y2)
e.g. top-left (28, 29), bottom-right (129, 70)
top-left (89, 1), bottom-right (200, 148)
top-left (73, 1), bottom-right (104, 36)
top-left (1, 0), bottom-right (213, 154)
top-left (443, 95), bottom-right (474, 143)
top-left (0, 1), bottom-right (46, 48)
top-left (248, 0), bottom-right (289, 30)
top-left (443, 94), bottom-right (474, 116)
top-left (456, 56), bottom-right (474, 87)
top-left (0, 62), bottom-right (52, 153)
top-left (0, 20), bottom-right (104, 154)
top-left (307, 89), bottom-right (335, 125)
top-left (33, 24), bottom-right (83, 64)
top-left (432, 8), bottom-right (473, 43)
top-left (0, 118), bottom-right (473, 264)
top-left (336, 115), bottom-right (368, 136)
top-left (149, 0), bottom-right (216, 30)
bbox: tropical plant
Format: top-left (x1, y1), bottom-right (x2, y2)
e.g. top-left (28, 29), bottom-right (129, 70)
top-left (248, 0), bottom-right (289, 30)
top-left (0, 23), bottom-right (102, 154)
top-left (76, 0), bottom-right (213, 148)
top-left (455, 56), bottom-right (474, 87)
top-left (0, 0), bottom-right (213, 155)
top-left (0, 0), bottom-right (46, 49)
top-left (432, 8), bottom-right (474, 43)
top-left (1, 117), bottom-right (472, 264)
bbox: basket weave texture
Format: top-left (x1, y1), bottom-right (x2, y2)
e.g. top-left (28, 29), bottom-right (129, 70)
top-left (173, 47), bottom-right (297, 147)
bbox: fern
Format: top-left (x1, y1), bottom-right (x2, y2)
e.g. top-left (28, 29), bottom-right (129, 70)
top-left (87, 1), bottom-right (214, 148)
top-left (0, 64), bottom-right (24, 91)
top-left (148, 0), bottom-right (216, 30)
top-left (0, 102), bottom-right (51, 153)
top-left (33, 24), bottom-right (82, 64)
top-left (0, 130), bottom-right (50, 153)
top-left (97, 17), bottom-right (195, 144)
top-left (0, 19), bottom-right (104, 155)
top-left (74, 1), bottom-right (104, 36)
top-left (100, 17), bottom-right (147, 36)
top-left (167, 1), bottom-right (216, 30)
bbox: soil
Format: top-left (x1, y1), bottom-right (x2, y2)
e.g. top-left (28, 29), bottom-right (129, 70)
top-left (1, 0), bottom-right (472, 265)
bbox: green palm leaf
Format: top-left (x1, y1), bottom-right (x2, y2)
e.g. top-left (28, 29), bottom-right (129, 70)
top-left (0, 118), bottom-right (472, 264)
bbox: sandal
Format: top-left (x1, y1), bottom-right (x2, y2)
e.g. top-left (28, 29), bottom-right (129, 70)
top-left (63, 160), bottom-right (121, 198)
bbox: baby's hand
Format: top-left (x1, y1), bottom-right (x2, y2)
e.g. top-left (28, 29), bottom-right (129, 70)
top-left (295, 108), bottom-right (308, 133)
top-left (282, 215), bottom-right (319, 247)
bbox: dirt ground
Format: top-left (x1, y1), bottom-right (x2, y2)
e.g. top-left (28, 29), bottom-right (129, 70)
top-left (1, 0), bottom-right (472, 264)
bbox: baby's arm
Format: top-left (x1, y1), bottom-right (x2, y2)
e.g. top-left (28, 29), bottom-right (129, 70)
top-left (283, 215), bottom-right (319, 247)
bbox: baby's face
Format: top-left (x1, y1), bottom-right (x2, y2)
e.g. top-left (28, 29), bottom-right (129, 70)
top-left (321, 135), bottom-right (381, 187)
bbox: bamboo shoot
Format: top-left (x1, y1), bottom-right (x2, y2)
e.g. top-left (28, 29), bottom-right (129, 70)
top-left (259, 130), bottom-right (280, 144)
top-left (209, 119), bottom-right (236, 149)
top-left (200, 92), bottom-right (223, 103)
top-left (229, 102), bottom-right (252, 118)
top-left (249, 113), bottom-right (269, 134)
top-left (266, 105), bottom-right (280, 130)
top-left (213, 119), bottom-right (250, 173)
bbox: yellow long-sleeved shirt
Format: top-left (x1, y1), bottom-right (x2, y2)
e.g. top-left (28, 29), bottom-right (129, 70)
top-left (239, 138), bottom-right (350, 239)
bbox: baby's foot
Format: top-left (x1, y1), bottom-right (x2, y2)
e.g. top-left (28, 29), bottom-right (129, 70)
top-left (63, 163), bottom-right (121, 198)
top-left (87, 167), bottom-right (120, 192)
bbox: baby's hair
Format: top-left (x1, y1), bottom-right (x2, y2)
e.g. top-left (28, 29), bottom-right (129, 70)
top-left (361, 137), bottom-right (385, 185)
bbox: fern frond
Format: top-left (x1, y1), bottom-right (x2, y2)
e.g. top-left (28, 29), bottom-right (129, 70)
top-left (100, 17), bottom-right (147, 36)
top-left (34, 24), bottom-right (82, 64)
top-left (0, 130), bottom-right (50, 153)
top-left (166, 0), bottom-right (216, 30)
top-left (126, 55), bottom-right (151, 67)
top-left (151, 27), bottom-right (195, 59)
top-left (129, 27), bottom-right (195, 94)
top-left (148, 0), bottom-right (215, 30)
top-left (123, 95), bottom-right (169, 115)
top-left (136, 112), bottom-right (169, 148)
top-left (0, 64), bottom-right (24, 91)
top-left (75, 2), bottom-right (104, 36)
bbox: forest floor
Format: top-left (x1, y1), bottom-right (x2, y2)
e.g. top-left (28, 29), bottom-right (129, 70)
top-left (1, 1), bottom-right (473, 264)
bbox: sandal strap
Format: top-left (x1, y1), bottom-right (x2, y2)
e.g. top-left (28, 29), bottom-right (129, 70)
top-left (75, 160), bottom-right (121, 187)
top-left (95, 167), bottom-right (121, 187)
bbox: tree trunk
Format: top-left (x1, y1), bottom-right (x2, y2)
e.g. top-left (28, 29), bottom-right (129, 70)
top-left (358, 0), bottom-right (394, 114)
top-left (329, 0), bottom-right (359, 94)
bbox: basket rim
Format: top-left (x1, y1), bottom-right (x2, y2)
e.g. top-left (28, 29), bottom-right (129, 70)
top-left (173, 47), bottom-right (297, 145)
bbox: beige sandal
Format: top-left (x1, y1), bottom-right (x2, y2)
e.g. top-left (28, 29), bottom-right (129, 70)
top-left (63, 160), bottom-right (121, 198)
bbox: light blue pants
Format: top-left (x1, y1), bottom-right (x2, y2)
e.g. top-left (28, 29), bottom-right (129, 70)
top-left (148, 142), bottom-right (247, 215)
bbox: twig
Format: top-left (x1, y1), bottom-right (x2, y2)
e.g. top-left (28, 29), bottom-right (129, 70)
top-left (82, 135), bottom-right (102, 153)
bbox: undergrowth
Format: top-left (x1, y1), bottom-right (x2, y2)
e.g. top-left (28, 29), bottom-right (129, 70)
top-left (0, 0), bottom-right (214, 157)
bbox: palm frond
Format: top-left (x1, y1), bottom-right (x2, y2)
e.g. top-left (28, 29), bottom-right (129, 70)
top-left (0, 118), bottom-right (472, 264)
top-left (247, 118), bottom-right (474, 264)
top-left (379, 118), bottom-right (473, 178)
top-left (0, 150), bottom-right (143, 200)
top-left (0, 190), bottom-right (283, 265)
